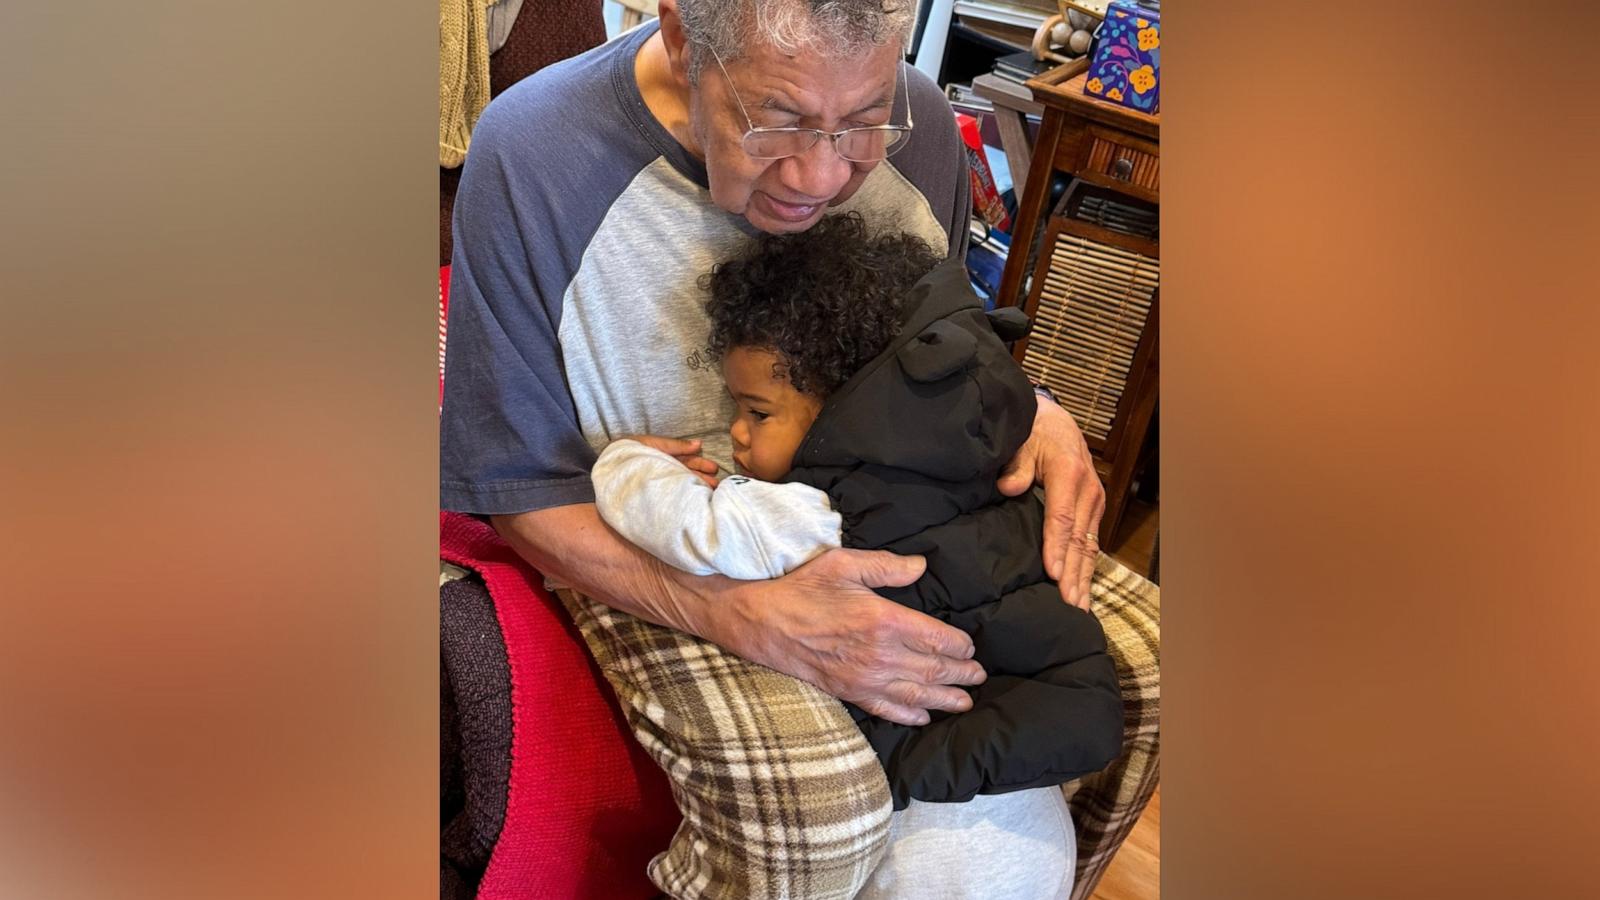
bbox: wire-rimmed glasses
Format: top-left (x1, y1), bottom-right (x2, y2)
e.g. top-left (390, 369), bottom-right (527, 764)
top-left (708, 47), bottom-right (915, 163)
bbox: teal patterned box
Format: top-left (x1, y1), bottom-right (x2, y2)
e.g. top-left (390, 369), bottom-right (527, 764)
top-left (1084, 2), bottom-right (1161, 114)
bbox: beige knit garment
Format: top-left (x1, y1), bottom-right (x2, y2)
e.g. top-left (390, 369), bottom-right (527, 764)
top-left (439, 0), bottom-right (498, 168)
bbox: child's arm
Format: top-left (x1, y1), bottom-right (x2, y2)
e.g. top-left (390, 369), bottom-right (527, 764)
top-left (592, 439), bottom-right (842, 580)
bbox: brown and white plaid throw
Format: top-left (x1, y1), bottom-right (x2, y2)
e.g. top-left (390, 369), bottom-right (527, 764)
top-left (557, 589), bottom-right (894, 900)
top-left (557, 553), bottom-right (1159, 900)
top-left (1067, 554), bottom-right (1161, 900)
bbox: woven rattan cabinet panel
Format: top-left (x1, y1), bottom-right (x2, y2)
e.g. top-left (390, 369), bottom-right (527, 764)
top-left (1000, 64), bottom-right (1159, 551)
top-left (1021, 228), bottom-right (1158, 451)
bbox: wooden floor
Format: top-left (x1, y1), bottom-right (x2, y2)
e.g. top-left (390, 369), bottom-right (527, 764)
top-left (1091, 498), bottom-right (1160, 900)
top-left (1106, 498), bottom-right (1158, 577)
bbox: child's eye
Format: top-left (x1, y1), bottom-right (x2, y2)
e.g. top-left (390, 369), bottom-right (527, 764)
top-left (749, 409), bottom-right (770, 422)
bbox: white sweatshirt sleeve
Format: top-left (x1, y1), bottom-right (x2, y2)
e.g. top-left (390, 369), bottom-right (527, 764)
top-left (591, 439), bottom-right (843, 581)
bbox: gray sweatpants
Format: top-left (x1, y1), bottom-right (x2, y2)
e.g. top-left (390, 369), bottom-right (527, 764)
top-left (861, 788), bottom-right (1077, 899)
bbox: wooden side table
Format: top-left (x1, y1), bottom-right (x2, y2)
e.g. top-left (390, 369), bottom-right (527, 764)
top-left (998, 63), bottom-right (1160, 550)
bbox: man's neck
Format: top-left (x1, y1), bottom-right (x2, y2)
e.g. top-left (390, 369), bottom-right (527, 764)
top-left (634, 31), bottom-right (702, 159)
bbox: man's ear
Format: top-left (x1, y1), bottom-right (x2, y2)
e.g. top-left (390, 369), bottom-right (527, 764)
top-left (656, 0), bottom-right (693, 89)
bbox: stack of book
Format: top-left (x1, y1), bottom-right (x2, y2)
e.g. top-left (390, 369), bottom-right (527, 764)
top-left (990, 49), bottom-right (1054, 85)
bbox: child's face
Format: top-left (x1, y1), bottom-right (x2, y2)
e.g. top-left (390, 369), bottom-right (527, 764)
top-left (723, 347), bottom-right (824, 481)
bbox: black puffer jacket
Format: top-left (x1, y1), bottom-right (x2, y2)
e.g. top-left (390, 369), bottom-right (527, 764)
top-left (786, 259), bottom-right (1124, 809)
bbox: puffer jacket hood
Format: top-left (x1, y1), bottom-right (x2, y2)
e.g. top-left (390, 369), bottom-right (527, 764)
top-left (793, 257), bottom-right (1036, 486)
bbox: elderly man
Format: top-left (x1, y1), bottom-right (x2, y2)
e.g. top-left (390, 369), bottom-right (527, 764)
top-left (441, 0), bottom-right (1108, 896)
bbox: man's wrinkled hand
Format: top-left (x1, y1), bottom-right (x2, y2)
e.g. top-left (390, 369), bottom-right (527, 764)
top-left (996, 395), bottom-right (1105, 610)
top-left (718, 548), bottom-right (988, 726)
top-left (622, 435), bottom-right (721, 488)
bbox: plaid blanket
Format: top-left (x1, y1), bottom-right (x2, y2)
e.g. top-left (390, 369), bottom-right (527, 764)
top-left (1068, 554), bottom-right (1162, 900)
top-left (557, 589), bottom-right (893, 900)
top-left (559, 554), bottom-right (1160, 900)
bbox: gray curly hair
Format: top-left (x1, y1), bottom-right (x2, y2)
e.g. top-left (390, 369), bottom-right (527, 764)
top-left (676, 0), bottom-right (916, 82)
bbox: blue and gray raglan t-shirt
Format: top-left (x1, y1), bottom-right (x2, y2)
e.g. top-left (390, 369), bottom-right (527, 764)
top-left (440, 22), bottom-right (972, 516)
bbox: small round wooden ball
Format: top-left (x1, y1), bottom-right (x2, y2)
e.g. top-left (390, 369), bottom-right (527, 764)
top-left (1051, 21), bottom-right (1072, 46)
top-left (1068, 28), bottom-right (1093, 55)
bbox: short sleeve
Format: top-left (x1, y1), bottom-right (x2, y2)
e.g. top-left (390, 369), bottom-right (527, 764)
top-left (439, 103), bottom-right (598, 515)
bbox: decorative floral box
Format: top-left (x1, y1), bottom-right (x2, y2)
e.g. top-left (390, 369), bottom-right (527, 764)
top-left (1084, 2), bottom-right (1160, 114)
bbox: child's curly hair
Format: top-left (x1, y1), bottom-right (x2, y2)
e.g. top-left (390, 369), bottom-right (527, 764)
top-left (704, 213), bottom-right (941, 397)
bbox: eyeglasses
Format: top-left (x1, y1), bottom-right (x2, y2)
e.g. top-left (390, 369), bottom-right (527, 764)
top-left (708, 47), bottom-right (914, 163)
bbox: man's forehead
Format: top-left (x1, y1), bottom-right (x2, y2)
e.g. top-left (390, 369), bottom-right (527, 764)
top-left (731, 39), bottom-right (899, 91)
top-left (733, 53), bottom-right (896, 121)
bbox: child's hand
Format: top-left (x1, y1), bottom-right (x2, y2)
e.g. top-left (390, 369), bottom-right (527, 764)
top-left (620, 435), bottom-right (721, 488)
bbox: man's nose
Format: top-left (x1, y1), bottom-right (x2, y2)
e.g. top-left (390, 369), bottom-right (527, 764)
top-left (777, 136), bottom-right (855, 201)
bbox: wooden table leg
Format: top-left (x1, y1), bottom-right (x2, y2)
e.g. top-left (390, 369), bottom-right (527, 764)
top-left (992, 106), bottom-right (1033, 197)
top-left (1100, 355), bottom-right (1158, 550)
top-left (998, 109), bottom-right (1063, 310)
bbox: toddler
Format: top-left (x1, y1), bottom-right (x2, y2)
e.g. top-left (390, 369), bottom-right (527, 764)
top-left (593, 213), bottom-right (1123, 808)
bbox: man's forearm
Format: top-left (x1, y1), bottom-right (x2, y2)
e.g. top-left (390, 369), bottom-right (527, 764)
top-left (492, 502), bottom-right (985, 726)
top-left (491, 503), bottom-right (744, 642)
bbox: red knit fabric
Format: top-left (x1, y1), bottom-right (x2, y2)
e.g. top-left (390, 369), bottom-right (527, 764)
top-left (441, 511), bottom-right (680, 899)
